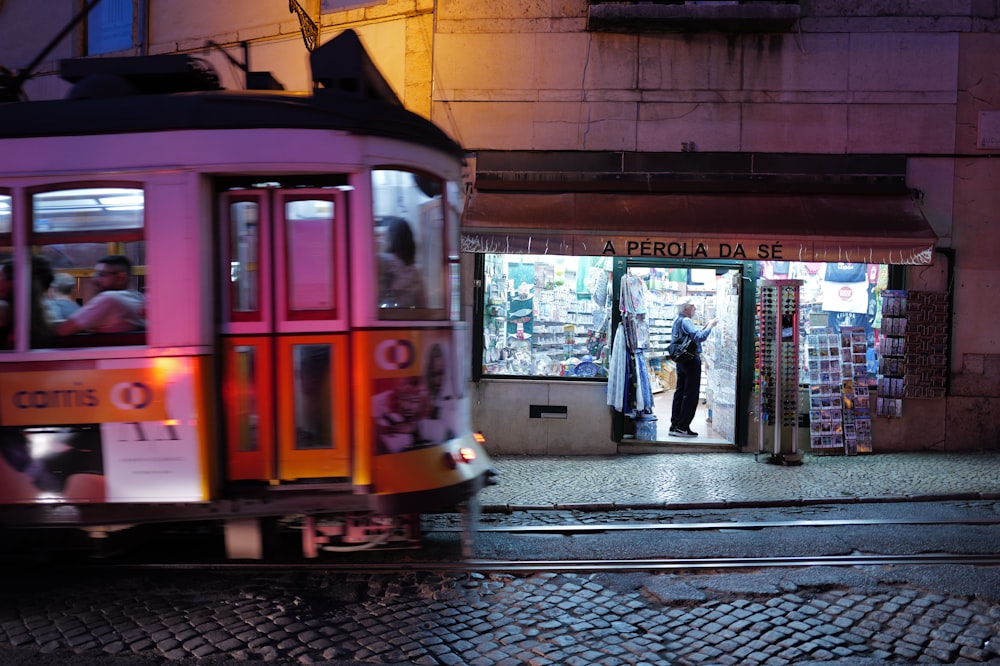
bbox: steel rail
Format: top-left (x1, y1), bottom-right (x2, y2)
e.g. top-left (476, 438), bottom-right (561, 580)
top-left (429, 516), bottom-right (1000, 534)
top-left (112, 552), bottom-right (1000, 574)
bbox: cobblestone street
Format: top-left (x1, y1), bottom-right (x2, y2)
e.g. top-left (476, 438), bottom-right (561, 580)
top-left (2, 451), bottom-right (999, 665)
top-left (1, 564), bottom-right (999, 665)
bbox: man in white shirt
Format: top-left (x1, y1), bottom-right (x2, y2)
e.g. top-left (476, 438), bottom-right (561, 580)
top-left (55, 255), bottom-right (145, 336)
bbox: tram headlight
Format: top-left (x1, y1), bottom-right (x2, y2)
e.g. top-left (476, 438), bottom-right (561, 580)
top-left (443, 447), bottom-right (478, 469)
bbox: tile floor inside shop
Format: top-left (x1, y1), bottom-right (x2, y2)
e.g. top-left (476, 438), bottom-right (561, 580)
top-left (629, 387), bottom-right (729, 445)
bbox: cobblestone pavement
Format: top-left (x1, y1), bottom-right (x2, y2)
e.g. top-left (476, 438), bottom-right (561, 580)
top-left (0, 566), bottom-right (999, 665)
top-left (1, 450), bottom-right (999, 665)
top-left (478, 451), bottom-right (1000, 509)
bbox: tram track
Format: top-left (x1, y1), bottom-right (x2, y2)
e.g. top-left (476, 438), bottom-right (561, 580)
top-left (27, 514), bottom-right (1000, 572)
top-left (428, 515), bottom-right (1000, 534)
top-left (96, 515), bottom-right (1000, 571)
top-left (108, 551), bottom-right (1000, 574)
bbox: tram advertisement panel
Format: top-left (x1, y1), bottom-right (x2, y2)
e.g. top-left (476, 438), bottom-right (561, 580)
top-left (365, 329), bottom-right (470, 456)
top-left (0, 358), bottom-right (207, 503)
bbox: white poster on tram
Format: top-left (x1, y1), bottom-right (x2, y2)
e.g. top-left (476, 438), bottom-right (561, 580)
top-left (100, 357), bottom-right (204, 502)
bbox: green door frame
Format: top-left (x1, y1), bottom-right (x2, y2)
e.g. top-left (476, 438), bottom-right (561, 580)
top-left (609, 257), bottom-right (756, 448)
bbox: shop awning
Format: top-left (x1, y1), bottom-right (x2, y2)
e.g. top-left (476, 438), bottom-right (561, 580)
top-left (461, 191), bottom-right (937, 265)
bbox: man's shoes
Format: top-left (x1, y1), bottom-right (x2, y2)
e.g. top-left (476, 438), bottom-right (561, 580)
top-left (670, 427), bottom-right (698, 438)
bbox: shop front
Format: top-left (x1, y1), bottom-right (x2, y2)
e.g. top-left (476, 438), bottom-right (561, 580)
top-left (461, 161), bottom-right (942, 457)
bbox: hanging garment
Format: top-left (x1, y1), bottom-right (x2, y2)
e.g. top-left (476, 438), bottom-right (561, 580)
top-left (606, 322), bottom-right (627, 412)
top-left (620, 273), bottom-right (648, 315)
top-left (617, 273), bottom-right (655, 415)
top-left (634, 349), bottom-right (654, 413)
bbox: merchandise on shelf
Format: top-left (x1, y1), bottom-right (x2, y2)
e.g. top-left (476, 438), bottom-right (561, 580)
top-left (481, 255), bottom-right (610, 377)
top-left (756, 280), bottom-right (802, 459)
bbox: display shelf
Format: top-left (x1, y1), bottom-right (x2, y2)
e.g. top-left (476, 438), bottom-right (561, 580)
top-left (876, 290), bottom-right (906, 417)
top-left (807, 327), bottom-right (872, 455)
top-left (805, 330), bottom-right (845, 452)
top-left (756, 279), bottom-right (802, 464)
top-left (840, 326), bottom-right (873, 454)
top-left (902, 290), bottom-right (948, 399)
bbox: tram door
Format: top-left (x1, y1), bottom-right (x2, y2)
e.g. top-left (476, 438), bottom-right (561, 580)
top-left (220, 189), bottom-right (351, 482)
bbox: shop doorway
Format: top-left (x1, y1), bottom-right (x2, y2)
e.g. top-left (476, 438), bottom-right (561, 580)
top-left (617, 263), bottom-right (743, 446)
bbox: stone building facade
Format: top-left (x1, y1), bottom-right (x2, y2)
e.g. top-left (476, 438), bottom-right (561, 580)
top-left (1, 0), bottom-right (998, 452)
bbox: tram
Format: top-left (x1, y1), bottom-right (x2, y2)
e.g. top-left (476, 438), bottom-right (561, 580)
top-left (0, 30), bottom-right (494, 558)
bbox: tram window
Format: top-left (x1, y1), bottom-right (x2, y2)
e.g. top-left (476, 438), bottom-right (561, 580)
top-left (372, 169), bottom-right (445, 317)
top-left (286, 199), bottom-right (335, 312)
top-left (31, 187), bottom-right (145, 346)
top-left (232, 345), bottom-right (261, 452)
top-left (33, 188), bottom-right (143, 233)
top-left (0, 195), bottom-right (9, 349)
top-left (0, 250), bottom-right (10, 350)
top-left (447, 181), bottom-right (463, 322)
top-left (294, 343), bottom-right (333, 450)
top-left (0, 194), bottom-right (10, 234)
top-left (228, 201), bottom-right (260, 314)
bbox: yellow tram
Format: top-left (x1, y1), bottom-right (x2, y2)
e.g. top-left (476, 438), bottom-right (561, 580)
top-left (0, 31), bottom-right (493, 559)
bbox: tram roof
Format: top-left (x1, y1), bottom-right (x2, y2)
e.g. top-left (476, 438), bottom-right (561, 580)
top-left (0, 30), bottom-right (464, 160)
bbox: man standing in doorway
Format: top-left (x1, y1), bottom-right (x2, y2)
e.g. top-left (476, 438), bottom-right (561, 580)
top-left (669, 297), bottom-right (717, 438)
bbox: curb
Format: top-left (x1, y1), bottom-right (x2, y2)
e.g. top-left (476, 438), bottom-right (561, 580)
top-left (479, 491), bottom-right (999, 513)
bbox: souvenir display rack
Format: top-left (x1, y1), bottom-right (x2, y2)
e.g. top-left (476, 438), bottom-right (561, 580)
top-left (806, 327), bottom-right (872, 455)
top-left (875, 289), bottom-right (949, 414)
top-left (755, 280), bottom-right (802, 464)
top-left (840, 327), bottom-right (873, 454)
top-left (877, 290), bottom-right (906, 417)
top-left (902, 290), bottom-right (949, 399)
top-left (804, 330), bottom-right (844, 452)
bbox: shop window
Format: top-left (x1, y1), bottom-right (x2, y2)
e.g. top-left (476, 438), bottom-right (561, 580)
top-left (479, 255), bottom-right (895, 383)
top-left (31, 186), bottom-right (146, 347)
top-left (481, 254), bottom-right (611, 378)
top-left (769, 261), bottom-right (883, 375)
top-left (372, 169), bottom-right (446, 319)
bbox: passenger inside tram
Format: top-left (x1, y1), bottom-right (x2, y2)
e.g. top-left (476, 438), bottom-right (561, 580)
top-left (54, 254), bottom-right (145, 336)
top-left (0, 260), bottom-right (11, 348)
top-left (0, 255), bottom-right (57, 348)
top-left (45, 272), bottom-right (81, 323)
top-left (376, 216), bottom-right (427, 309)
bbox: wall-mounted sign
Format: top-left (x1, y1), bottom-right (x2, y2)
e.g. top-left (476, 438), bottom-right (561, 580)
top-left (978, 111), bottom-right (1000, 150)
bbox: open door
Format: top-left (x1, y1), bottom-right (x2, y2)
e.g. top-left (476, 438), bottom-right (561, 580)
top-left (619, 264), bottom-right (742, 445)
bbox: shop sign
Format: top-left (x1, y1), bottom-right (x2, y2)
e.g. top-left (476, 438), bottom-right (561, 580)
top-left (600, 239), bottom-right (785, 259)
